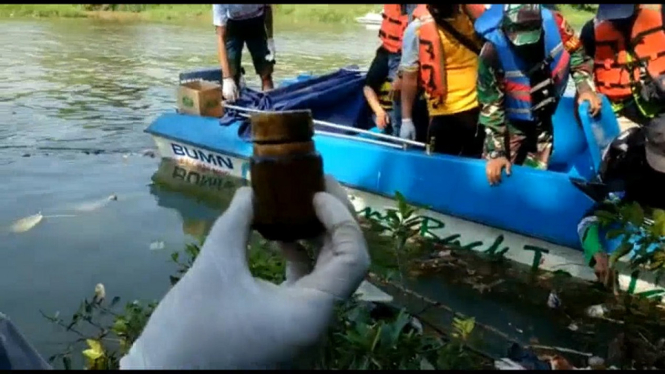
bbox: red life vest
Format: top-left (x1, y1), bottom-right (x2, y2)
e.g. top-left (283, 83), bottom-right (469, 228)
top-left (593, 5), bottom-right (665, 102)
top-left (379, 4), bottom-right (409, 53)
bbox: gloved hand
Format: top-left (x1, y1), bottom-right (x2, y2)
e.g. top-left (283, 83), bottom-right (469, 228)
top-left (222, 77), bottom-right (239, 103)
top-left (266, 38), bottom-right (276, 63)
top-left (119, 175), bottom-right (370, 370)
top-left (400, 118), bottom-right (416, 140)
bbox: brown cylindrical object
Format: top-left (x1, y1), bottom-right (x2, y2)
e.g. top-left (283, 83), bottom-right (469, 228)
top-left (250, 110), bottom-right (325, 242)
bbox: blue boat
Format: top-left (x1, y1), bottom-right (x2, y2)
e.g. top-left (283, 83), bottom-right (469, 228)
top-left (146, 66), bottom-right (665, 295)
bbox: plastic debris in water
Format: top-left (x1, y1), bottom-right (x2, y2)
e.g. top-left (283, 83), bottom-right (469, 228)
top-left (494, 358), bottom-right (526, 370)
top-left (588, 356), bottom-right (605, 370)
top-left (149, 241), bottom-right (165, 251)
top-left (10, 212), bottom-right (44, 233)
top-left (567, 322), bottom-right (579, 332)
top-left (73, 194), bottom-right (118, 212)
top-left (141, 149), bottom-right (156, 158)
top-left (585, 304), bottom-right (608, 318)
top-left (547, 291), bottom-right (561, 309)
top-left (94, 283), bottom-right (106, 303)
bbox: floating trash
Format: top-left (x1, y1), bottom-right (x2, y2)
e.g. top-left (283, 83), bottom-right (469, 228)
top-left (588, 356), bottom-right (605, 370)
top-left (149, 241), bottom-right (165, 251)
top-left (10, 212), bottom-right (43, 233)
top-left (94, 283), bottom-right (106, 303)
top-left (547, 291), bottom-right (561, 309)
top-left (585, 304), bottom-right (608, 318)
top-left (494, 358), bottom-right (526, 370)
top-left (73, 194), bottom-right (118, 212)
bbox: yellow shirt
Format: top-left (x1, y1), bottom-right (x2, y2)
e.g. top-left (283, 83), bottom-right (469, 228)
top-left (418, 15), bottom-right (480, 116)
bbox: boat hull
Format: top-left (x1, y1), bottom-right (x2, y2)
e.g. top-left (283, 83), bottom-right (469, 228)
top-left (150, 134), bottom-right (665, 299)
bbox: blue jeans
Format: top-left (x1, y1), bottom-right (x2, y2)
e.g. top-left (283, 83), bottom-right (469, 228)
top-left (224, 14), bottom-right (274, 82)
top-left (387, 51), bottom-right (402, 137)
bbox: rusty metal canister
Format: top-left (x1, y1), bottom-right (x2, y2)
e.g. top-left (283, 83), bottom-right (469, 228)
top-left (250, 110), bottom-right (325, 242)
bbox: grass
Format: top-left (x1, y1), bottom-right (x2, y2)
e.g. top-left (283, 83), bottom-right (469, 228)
top-left (0, 4), bottom-right (382, 24)
top-left (557, 4), bottom-right (598, 30)
top-left (0, 4), bottom-right (596, 30)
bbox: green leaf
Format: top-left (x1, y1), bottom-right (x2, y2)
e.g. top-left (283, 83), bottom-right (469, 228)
top-left (623, 202), bottom-right (645, 226)
top-left (610, 242), bottom-right (632, 266)
top-left (650, 213), bottom-right (665, 237)
top-left (606, 228), bottom-right (625, 239)
top-left (653, 209), bottom-right (665, 223)
top-left (595, 209), bottom-right (617, 221)
top-left (112, 319), bottom-right (127, 334)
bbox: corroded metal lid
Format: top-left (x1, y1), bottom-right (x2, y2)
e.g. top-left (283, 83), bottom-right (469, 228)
top-left (250, 110), bottom-right (314, 143)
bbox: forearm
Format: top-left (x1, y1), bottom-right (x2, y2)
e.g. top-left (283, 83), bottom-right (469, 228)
top-left (363, 86), bottom-right (385, 115)
top-left (570, 49), bottom-right (596, 94)
top-left (264, 5), bottom-right (273, 39)
top-left (216, 27), bottom-right (231, 78)
top-left (477, 51), bottom-right (507, 153)
top-left (578, 216), bottom-right (604, 266)
top-left (555, 11), bottom-right (596, 94)
top-left (400, 71), bottom-right (418, 119)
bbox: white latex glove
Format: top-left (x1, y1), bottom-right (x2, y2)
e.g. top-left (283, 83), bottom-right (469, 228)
top-left (400, 118), bottom-right (416, 140)
top-left (120, 175), bottom-right (370, 370)
top-left (222, 77), bottom-right (239, 103)
top-left (266, 38), bottom-right (276, 63)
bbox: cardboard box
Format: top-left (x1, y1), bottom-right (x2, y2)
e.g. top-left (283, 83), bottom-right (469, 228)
top-left (177, 81), bottom-right (224, 118)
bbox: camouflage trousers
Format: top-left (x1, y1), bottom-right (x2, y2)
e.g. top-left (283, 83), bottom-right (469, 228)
top-left (484, 130), bottom-right (553, 170)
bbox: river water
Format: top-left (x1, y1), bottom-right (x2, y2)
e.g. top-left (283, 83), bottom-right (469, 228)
top-left (0, 18), bottom-right (379, 363)
top-left (1, 18), bottom-right (594, 367)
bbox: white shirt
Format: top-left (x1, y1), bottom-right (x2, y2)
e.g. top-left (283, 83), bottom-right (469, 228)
top-left (212, 4), bottom-right (267, 27)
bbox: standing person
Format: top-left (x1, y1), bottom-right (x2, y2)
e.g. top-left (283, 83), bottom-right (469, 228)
top-left (213, 4), bottom-right (276, 103)
top-left (580, 4), bottom-right (665, 132)
top-left (476, 4), bottom-right (602, 185)
top-left (363, 4), bottom-right (418, 137)
top-left (399, 4), bottom-right (487, 157)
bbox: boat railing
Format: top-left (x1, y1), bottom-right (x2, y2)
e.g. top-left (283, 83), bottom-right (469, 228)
top-left (223, 104), bottom-right (427, 151)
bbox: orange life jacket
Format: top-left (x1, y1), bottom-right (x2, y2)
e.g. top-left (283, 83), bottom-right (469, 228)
top-left (413, 4), bottom-right (484, 98)
top-left (379, 4), bottom-right (409, 53)
top-left (593, 5), bottom-right (665, 102)
top-left (464, 4), bottom-right (487, 21)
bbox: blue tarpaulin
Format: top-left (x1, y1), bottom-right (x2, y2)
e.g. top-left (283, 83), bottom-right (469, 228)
top-left (218, 66), bottom-right (370, 140)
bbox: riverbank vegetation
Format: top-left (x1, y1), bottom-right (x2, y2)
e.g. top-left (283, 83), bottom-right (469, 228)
top-left (42, 193), bottom-right (491, 370)
top-left (43, 182), bottom-right (665, 369)
top-left (0, 4), bottom-right (381, 24)
top-left (0, 4), bottom-right (597, 29)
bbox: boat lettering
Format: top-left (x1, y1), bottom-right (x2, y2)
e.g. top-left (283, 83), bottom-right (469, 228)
top-left (358, 206), bottom-right (555, 272)
top-left (171, 143), bottom-right (234, 170)
top-left (171, 166), bottom-right (232, 191)
top-left (357, 206), bottom-right (454, 241)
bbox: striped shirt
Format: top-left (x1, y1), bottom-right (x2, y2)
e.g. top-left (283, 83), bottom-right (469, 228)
top-left (212, 4), bottom-right (267, 27)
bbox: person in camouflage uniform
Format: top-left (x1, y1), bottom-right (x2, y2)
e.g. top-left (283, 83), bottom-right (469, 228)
top-left (477, 4), bottom-right (602, 185)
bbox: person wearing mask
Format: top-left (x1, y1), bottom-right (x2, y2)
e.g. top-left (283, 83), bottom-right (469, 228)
top-left (119, 176), bottom-right (371, 369)
top-left (363, 5), bottom-right (418, 137)
top-left (577, 119), bottom-right (665, 286)
top-left (477, 4), bottom-right (602, 185)
top-left (580, 4), bottom-right (665, 132)
top-left (213, 4), bottom-right (276, 103)
top-left (399, 4), bottom-right (487, 157)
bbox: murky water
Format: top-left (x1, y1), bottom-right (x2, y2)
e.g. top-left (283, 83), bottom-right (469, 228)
top-left (0, 18), bottom-right (378, 361)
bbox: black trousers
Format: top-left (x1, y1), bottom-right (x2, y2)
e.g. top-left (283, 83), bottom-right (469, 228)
top-left (427, 106), bottom-right (484, 158)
